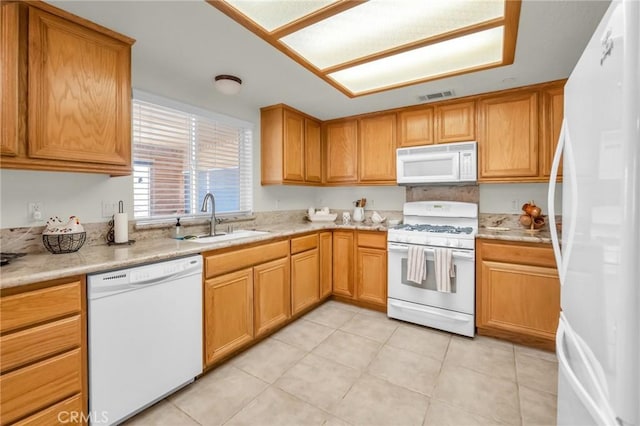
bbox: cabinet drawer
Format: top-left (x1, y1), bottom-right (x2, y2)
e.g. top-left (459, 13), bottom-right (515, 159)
top-left (290, 233), bottom-right (318, 254)
top-left (0, 348), bottom-right (82, 425)
top-left (13, 394), bottom-right (84, 426)
top-left (357, 231), bottom-right (387, 249)
top-left (1, 315), bottom-right (81, 373)
top-left (0, 280), bottom-right (82, 333)
top-left (477, 240), bottom-right (556, 268)
top-left (205, 240), bottom-right (289, 278)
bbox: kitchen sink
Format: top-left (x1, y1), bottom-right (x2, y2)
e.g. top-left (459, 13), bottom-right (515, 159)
top-left (185, 230), bottom-right (270, 243)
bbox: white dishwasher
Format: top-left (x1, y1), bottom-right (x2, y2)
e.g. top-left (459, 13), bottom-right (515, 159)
top-left (88, 255), bottom-right (203, 425)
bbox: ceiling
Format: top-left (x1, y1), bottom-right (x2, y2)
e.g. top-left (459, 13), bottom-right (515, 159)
top-left (50, 0), bottom-right (610, 122)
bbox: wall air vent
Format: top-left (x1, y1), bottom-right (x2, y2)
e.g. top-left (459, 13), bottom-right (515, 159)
top-left (418, 90), bottom-right (455, 102)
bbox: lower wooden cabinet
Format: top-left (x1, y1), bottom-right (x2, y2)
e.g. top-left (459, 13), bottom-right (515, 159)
top-left (476, 239), bottom-right (560, 350)
top-left (332, 230), bottom-right (355, 298)
top-left (291, 233), bottom-right (320, 316)
top-left (332, 230), bottom-right (387, 310)
top-left (356, 231), bottom-right (387, 308)
top-left (319, 231), bottom-right (333, 298)
top-left (253, 257), bottom-right (291, 337)
top-left (0, 276), bottom-right (86, 425)
top-left (204, 268), bottom-right (254, 366)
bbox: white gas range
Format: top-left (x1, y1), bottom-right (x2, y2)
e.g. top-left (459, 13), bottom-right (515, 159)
top-left (387, 201), bottom-right (478, 337)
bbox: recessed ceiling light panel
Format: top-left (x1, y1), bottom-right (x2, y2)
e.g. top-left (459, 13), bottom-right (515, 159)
top-left (208, 0), bottom-right (520, 97)
top-left (328, 26), bottom-right (504, 95)
top-left (281, 0), bottom-right (505, 70)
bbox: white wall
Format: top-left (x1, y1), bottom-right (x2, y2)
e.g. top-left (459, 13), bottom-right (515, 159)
top-left (314, 186), bottom-right (405, 211)
top-left (0, 170), bottom-right (133, 228)
top-left (479, 182), bottom-right (562, 215)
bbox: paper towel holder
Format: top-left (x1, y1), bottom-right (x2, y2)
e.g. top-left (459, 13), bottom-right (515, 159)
top-left (106, 201), bottom-right (136, 246)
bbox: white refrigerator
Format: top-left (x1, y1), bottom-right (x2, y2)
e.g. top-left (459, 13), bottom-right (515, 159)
top-left (548, 0), bottom-right (639, 425)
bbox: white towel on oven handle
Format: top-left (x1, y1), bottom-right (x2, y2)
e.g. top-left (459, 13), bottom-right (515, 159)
top-left (434, 248), bottom-right (455, 292)
top-left (406, 245), bottom-right (426, 284)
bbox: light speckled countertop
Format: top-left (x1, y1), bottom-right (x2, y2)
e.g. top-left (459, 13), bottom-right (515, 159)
top-left (0, 221), bottom-right (387, 290)
top-left (1, 214), bottom-right (559, 290)
top-left (477, 213), bottom-right (557, 244)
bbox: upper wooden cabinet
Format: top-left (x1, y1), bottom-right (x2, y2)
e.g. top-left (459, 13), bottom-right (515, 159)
top-left (478, 90), bottom-right (539, 181)
top-left (435, 100), bottom-right (476, 143)
top-left (324, 119), bottom-right (358, 184)
top-left (398, 106), bottom-right (434, 147)
top-left (305, 119), bottom-right (322, 183)
top-left (398, 100), bottom-right (475, 147)
top-left (0, 2), bottom-right (134, 176)
top-left (478, 81), bottom-right (565, 182)
top-left (358, 113), bottom-right (396, 183)
top-left (540, 84), bottom-right (564, 178)
top-left (261, 104), bottom-right (321, 185)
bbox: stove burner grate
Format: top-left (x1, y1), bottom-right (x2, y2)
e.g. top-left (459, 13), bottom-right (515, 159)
top-left (391, 224), bottom-right (474, 234)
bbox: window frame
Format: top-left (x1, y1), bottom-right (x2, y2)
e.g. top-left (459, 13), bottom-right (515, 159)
top-left (131, 90), bottom-right (254, 223)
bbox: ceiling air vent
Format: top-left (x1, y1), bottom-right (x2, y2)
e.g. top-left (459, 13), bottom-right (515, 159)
top-left (418, 90), bottom-right (455, 102)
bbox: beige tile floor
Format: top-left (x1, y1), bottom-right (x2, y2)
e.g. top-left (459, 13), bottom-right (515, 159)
top-left (126, 301), bottom-right (558, 426)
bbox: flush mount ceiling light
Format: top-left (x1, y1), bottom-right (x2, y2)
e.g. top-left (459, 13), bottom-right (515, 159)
top-left (213, 74), bottom-right (243, 95)
top-left (207, 0), bottom-right (521, 98)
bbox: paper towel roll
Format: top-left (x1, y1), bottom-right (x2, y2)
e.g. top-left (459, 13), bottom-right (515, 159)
top-left (114, 212), bottom-right (128, 243)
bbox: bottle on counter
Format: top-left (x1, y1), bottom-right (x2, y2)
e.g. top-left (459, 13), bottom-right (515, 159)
top-left (173, 218), bottom-right (182, 239)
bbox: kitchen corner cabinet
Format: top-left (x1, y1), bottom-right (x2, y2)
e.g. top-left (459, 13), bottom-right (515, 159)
top-left (0, 276), bottom-right (87, 425)
top-left (358, 113), bottom-right (397, 183)
top-left (290, 234), bottom-right (320, 315)
top-left (540, 83), bottom-right (565, 178)
top-left (261, 104), bottom-right (322, 185)
top-left (356, 231), bottom-right (387, 308)
top-left (0, 2), bottom-right (135, 176)
top-left (332, 230), bottom-right (355, 298)
top-left (203, 239), bottom-right (290, 367)
top-left (476, 239), bottom-right (560, 351)
top-left (323, 119), bottom-right (358, 184)
top-left (319, 231), bottom-right (333, 298)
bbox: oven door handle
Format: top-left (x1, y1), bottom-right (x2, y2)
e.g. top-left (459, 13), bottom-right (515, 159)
top-left (387, 243), bottom-right (474, 260)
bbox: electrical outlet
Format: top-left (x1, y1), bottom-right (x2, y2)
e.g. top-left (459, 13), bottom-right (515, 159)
top-left (511, 199), bottom-right (519, 213)
top-left (28, 202), bottom-right (43, 222)
top-left (102, 200), bottom-right (117, 218)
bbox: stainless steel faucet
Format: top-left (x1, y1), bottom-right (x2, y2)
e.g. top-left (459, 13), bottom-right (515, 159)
top-left (200, 193), bottom-right (217, 236)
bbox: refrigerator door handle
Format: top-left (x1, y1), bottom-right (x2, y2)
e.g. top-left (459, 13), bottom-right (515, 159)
top-left (548, 119), bottom-right (566, 277)
top-left (556, 315), bottom-right (619, 425)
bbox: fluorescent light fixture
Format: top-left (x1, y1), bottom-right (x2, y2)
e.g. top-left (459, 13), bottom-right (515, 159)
top-left (208, 0), bottom-right (520, 97)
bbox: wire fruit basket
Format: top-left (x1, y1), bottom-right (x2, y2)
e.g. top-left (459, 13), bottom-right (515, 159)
top-left (42, 232), bottom-right (86, 254)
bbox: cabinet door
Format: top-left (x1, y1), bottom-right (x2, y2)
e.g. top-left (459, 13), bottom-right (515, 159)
top-left (1, 3), bottom-right (22, 157)
top-left (319, 232), bottom-right (333, 298)
top-left (305, 118), bottom-right (322, 183)
top-left (398, 106), bottom-right (434, 147)
top-left (332, 230), bottom-right (354, 298)
top-left (254, 257), bottom-right (291, 337)
top-left (356, 247), bottom-right (387, 307)
top-left (478, 260), bottom-right (560, 342)
top-left (204, 268), bottom-right (254, 366)
top-left (28, 8), bottom-right (131, 167)
top-left (478, 91), bottom-right (539, 180)
top-left (540, 85), bottom-right (564, 178)
top-left (324, 120), bottom-right (358, 183)
top-left (291, 249), bottom-right (320, 315)
top-left (358, 113), bottom-right (396, 183)
top-left (435, 101), bottom-right (475, 143)
top-left (283, 109), bottom-right (305, 182)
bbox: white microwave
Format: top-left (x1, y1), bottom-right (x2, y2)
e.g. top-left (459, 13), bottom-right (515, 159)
top-left (396, 141), bottom-right (477, 185)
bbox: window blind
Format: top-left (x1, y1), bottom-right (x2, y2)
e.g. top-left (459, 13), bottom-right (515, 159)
top-left (132, 94), bottom-right (253, 221)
